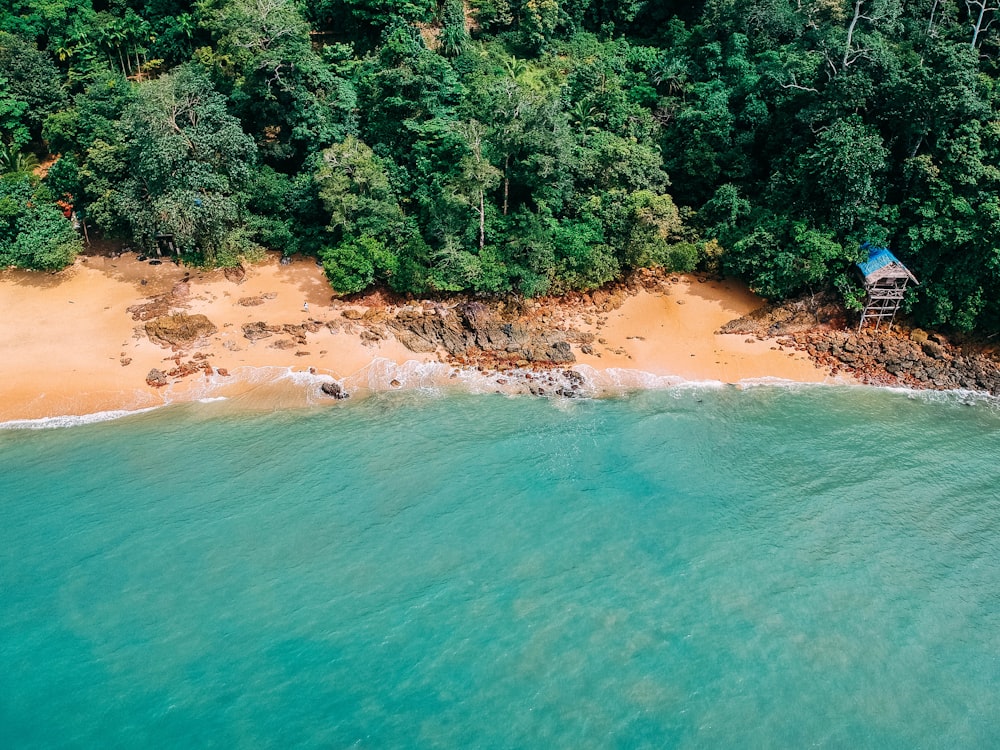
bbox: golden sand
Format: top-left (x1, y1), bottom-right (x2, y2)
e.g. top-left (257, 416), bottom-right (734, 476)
top-left (575, 277), bottom-right (831, 383)
top-left (0, 253), bottom-right (840, 422)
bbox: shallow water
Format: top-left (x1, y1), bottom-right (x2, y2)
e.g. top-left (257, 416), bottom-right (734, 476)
top-left (2, 386), bottom-right (999, 748)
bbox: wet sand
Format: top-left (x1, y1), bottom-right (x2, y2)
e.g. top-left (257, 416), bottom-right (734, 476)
top-left (0, 253), bottom-right (841, 423)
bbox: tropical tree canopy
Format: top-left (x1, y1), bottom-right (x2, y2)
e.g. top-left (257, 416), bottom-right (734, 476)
top-left (1, 1), bottom-right (999, 331)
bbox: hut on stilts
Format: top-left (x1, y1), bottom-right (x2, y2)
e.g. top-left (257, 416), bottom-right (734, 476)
top-left (856, 243), bottom-right (918, 332)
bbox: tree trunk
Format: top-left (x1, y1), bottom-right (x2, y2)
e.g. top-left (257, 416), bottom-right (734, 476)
top-left (478, 189), bottom-right (485, 252)
top-left (844, 0), bottom-right (864, 67)
top-left (503, 157), bottom-right (509, 216)
top-left (969, 1), bottom-right (995, 49)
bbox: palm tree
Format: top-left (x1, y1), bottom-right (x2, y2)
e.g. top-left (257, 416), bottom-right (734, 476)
top-left (0, 143), bottom-right (40, 176)
top-left (503, 55), bottom-right (527, 82)
top-left (438, 0), bottom-right (468, 58)
top-left (651, 55), bottom-right (689, 97)
top-left (569, 100), bottom-right (603, 143)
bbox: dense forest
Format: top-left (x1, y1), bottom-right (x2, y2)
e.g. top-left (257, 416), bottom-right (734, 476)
top-left (2, 1), bottom-right (999, 331)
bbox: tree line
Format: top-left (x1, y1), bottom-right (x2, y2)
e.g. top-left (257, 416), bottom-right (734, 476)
top-left (1, 1), bottom-right (999, 332)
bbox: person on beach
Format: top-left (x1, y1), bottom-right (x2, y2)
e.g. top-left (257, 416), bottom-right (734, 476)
top-left (303, 302), bottom-right (309, 312)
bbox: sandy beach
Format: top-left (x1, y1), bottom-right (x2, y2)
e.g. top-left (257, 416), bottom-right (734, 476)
top-left (0, 252), bottom-right (841, 423)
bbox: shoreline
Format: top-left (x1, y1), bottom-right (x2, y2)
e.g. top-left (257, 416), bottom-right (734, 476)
top-left (5, 366), bottom-right (996, 431)
top-left (2, 251), bottom-right (855, 425)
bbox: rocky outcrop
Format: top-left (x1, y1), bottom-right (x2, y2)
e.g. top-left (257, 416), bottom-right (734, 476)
top-left (789, 329), bottom-right (1000, 394)
top-left (238, 292), bottom-right (276, 307)
top-left (242, 321), bottom-right (319, 343)
top-left (145, 313), bottom-right (217, 348)
top-left (241, 321), bottom-right (278, 341)
top-left (384, 301), bottom-right (586, 366)
top-left (719, 292), bottom-right (847, 337)
top-left (721, 292), bottom-right (1000, 395)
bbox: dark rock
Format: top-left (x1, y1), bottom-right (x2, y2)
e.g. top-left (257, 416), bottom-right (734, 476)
top-left (320, 381), bottom-right (350, 399)
top-left (922, 340), bottom-right (946, 359)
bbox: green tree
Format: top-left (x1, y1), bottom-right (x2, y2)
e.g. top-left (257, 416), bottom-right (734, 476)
top-left (113, 65), bottom-right (259, 264)
top-left (205, 0), bottom-right (357, 165)
top-left (313, 135), bottom-right (407, 241)
top-left (0, 142), bottom-right (39, 176)
top-left (321, 234), bottom-right (398, 294)
top-left (0, 175), bottom-right (81, 270)
top-left (0, 32), bottom-right (67, 143)
top-left (795, 114), bottom-right (889, 233)
top-left (439, 0), bottom-right (469, 58)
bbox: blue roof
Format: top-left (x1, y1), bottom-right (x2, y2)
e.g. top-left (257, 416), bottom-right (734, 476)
top-left (857, 243), bottom-right (911, 279)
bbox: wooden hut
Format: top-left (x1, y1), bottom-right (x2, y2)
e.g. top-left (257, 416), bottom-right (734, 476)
top-left (856, 244), bottom-right (918, 331)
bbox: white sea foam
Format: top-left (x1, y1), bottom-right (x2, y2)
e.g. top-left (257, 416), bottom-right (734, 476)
top-left (346, 358), bottom-right (456, 394)
top-left (736, 375), bottom-right (812, 388)
top-left (0, 406), bottom-right (162, 430)
top-left (572, 365), bottom-right (687, 394)
top-left (21, 361), bottom-right (985, 430)
top-left (879, 384), bottom-right (1000, 409)
top-left (148, 358), bottom-right (854, 407)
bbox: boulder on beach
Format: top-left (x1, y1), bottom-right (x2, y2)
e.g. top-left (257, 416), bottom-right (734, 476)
top-left (146, 368), bottom-right (168, 387)
top-left (145, 313), bottom-right (218, 347)
top-left (242, 321), bottom-right (278, 341)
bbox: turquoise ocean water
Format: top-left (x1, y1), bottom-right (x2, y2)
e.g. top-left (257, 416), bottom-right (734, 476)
top-left (2, 385), bottom-right (999, 748)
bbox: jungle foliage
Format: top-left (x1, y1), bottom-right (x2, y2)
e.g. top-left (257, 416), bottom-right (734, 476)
top-left (2, 1), bottom-right (1000, 331)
